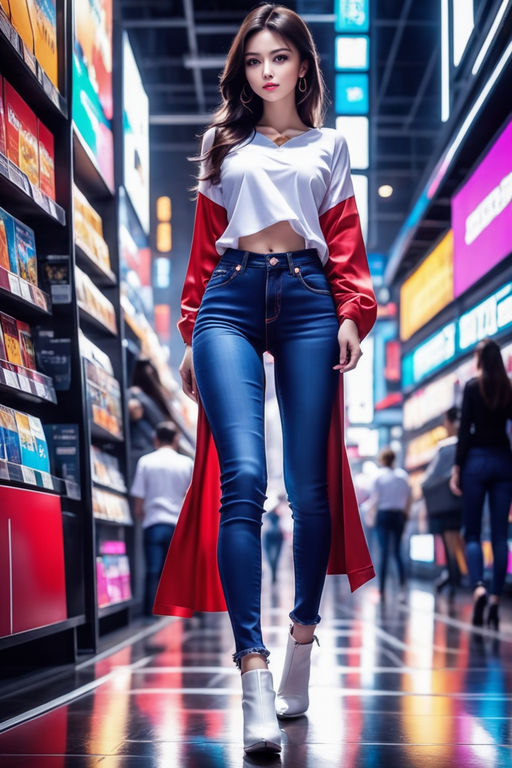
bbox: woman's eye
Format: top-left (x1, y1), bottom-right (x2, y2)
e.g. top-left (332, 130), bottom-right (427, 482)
top-left (275, 55), bottom-right (288, 62)
top-left (246, 58), bottom-right (259, 66)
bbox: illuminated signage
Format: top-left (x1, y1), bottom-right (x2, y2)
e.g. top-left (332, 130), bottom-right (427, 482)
top-left (452, 118), bottom-right (512, 298)
top-left (335, 0), bottom-right (369, 32)
top-left (345, 335), bottom-right (374, 423)
top-left (336, 116), bottom-right (369, 169)
top-left (403, 372), bottom-right (458, 431)
top-left (335, 36), bottom-right (369, 70)
top-left (335, 73), bottom-right (369, 114)
top-left (403, 282), bottom-right (512, 388)
top-left (400, 231), bottom-right (454, 341)
top-left (405, 425), bottom-right (447, 470)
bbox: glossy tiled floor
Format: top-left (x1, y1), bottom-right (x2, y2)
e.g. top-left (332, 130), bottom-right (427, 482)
top-left (0, 549), bottom-right (511, 767)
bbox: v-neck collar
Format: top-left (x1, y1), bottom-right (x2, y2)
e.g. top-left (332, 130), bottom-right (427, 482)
top-left (253, 127), bottom-right (320, 148)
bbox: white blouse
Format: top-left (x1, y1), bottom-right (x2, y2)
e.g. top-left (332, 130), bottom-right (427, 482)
top-left (198, 126), bottom-right (354, 266)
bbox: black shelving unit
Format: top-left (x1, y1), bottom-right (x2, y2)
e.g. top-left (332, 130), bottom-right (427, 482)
top-left (0, 0), bottom-right (141, 669)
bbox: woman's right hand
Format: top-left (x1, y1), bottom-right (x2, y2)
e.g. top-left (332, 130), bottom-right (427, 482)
top-left (449, 466), bottom-right (462, 497)
top-left (179, 345), bottom-right (198, 402)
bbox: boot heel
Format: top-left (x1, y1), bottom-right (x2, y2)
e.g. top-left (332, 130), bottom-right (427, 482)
top-left (241, 669), bottom-right (281, 753)
top-left (276, 630), bottom-right (318, 718)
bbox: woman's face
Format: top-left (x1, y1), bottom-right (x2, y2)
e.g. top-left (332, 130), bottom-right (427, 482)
top-left (244, 29), bottom-right (308, 105)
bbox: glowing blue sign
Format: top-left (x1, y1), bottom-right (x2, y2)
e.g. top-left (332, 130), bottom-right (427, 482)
top-left (335, 0), bottom-right (369, 33)
top-left (335, 73), bottom-right (369, 114)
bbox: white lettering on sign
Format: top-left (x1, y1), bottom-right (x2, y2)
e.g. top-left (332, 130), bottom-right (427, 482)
top-left (413, 324), bottom-right (456, 382)
top-left (465, 171), bottom-right (512, 245)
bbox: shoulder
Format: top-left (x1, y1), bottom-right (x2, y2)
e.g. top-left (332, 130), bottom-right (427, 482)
top-left (394, 468), bottom-right (409, 481)
top-left (201, 126), bottom-right (217, 153)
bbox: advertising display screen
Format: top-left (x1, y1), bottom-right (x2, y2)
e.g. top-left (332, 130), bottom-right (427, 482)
top-left (72, 0), bottom-right (114, 191)
top-left (400, 231), bottom-right (453, 341)
top-left (452, 118), bottom-right (512, 298)
top-left (123, 34), bottom-right (149, 234)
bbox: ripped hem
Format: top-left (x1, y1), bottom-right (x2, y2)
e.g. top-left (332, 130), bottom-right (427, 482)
top-left (289, 610), bottom-right (321, 626)
top-left (232, 647), bottom-right (270, 669)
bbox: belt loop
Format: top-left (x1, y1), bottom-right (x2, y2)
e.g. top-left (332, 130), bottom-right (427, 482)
top-left (241, 251), bottom-right (249, 271)
top-left (285, 251), bottom-right (295, 275)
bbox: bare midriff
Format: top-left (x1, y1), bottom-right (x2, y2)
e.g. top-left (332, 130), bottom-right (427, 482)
top-left (237, 220), bottom-right (306, 254)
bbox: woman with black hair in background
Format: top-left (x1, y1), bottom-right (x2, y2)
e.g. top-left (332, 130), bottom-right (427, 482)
top-left (450, 339), bottom-right (512, 629)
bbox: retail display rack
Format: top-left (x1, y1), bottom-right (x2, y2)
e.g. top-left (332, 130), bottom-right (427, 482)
top-left (0, 0), bottom-right (145, 668)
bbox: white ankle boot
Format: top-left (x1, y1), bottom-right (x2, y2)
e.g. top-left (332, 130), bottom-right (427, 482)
top-left (241, 669), bottom-right (282, 753)
top-left (276, 629), bottom-right (317, 718)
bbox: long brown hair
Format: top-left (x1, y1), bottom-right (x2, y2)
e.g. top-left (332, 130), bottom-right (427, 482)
top-left (194, 3), bottom-right (327, 187)
top-left (475, 338), bottom-right (512, 410)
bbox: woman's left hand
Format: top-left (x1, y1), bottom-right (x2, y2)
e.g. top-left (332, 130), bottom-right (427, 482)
top-left (333, 318), bottom-right (362, 373)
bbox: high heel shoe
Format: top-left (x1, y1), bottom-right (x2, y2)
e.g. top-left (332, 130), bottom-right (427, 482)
top-left (472, 591), bottom-right (487, 627)
top-left (241, 669), bottom-right (282, 753)
top-left (487, 603), bottom-right (499, 631)
top-left (276, 628), bottom-right (318, 718)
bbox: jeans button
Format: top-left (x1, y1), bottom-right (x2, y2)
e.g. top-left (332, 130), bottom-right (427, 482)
top-left (269, 256), bottom-right (278, 266)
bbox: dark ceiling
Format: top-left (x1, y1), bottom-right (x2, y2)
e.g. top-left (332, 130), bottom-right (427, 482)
top-left (119, 0), bottom-right (443, 255)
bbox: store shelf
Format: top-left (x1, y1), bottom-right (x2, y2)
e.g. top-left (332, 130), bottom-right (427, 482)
top-left (0, 361), bottom-right (57, 404)
top-left (78, 304), bottom-right (118, 337)
top-left (93, 480), bottom-right (128, 496)
top-left (91, 422), bottom-right (124, 444)
top-left (75, 243), bottom-right (117, 287)
top-left (94, 516), bottom-right (133, 527)
top-left (0, 461), bottom-right (80, 498)
top-left (0, 153), bottom-right (66, 226)
top-left (98, 599), bottom-right (135, 619)
top-left (0, 11), bottom-right (67, 127)
top-left (0, 614), bottom-right (86, 651)
top-left (0, 267), bottom-right (51, 319)
top-left (73, 130), bottom-right (114, 200)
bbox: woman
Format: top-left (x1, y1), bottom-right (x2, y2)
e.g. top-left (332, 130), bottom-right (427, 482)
top-left (154, 4), bottom-right (377, 753)
top-left (450, 339), bottom-right (512, 630)
top-left (422, 407), bottom-right (464, 597)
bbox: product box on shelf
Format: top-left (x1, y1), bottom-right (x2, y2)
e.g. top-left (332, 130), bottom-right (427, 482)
top-left (1, 312), bottom-right (23, 365)
top-left (0, 207), bottom-right (17, 274)
top-left (91, 445), bottom-right (126, 492)
top-left (73, 184), bottom-right (111, 275)
top-left (27, 414), bottom-right (50, 473)
top-left (0, 404), bottom-right (22, 464)
top-left (93, 487), bottom-right (131, 524)
top-left (31, 0), bottom-right (58, 89)
top-left (0, 76), bottom-right (6, 157)
top-left (17, 321), bottom-right (36, 369)
top-left (32, 328), bottom-right (71, 390)
top-left (37, 120), bottom-right (55, 200)
top-left (75, 266), bottom-right (116, 334)
top-left (0, 321), bottom-right (5, 359)
top-left (4, 81), bottom-right (39, 186)
top-left (43, 255), bottom-right (71, 303)
top-left (44, 423), bottom-right (80, 487)
top-left (14, 410), bottom-right (37, 467)
top-left (13, 218), bottom-right (38, 285)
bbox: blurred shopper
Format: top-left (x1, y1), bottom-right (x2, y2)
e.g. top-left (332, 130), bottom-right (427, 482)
top-left (371, 447), bottom-right (412, 600)
top-left (131, 422), bottom-right (193, 616)
top-left (450, 339), bottom-right (512, 629)
top-left (129, 359), bottom-right (174, 474)
top-left (263, 495), bottom-right (286, 584)
top-left (422, 407), bottom-right (464, 597)
top-left (153, 4), bottom-right (377, 754)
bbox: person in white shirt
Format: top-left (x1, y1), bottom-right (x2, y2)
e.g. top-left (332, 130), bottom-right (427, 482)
top-left (131, 422), bottom-right (193, 616)
top-left (370, 447), bottom-right (412, 600)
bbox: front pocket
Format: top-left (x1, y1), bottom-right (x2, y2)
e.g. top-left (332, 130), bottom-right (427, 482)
top-left (206, 264), bottom-right (242, 289)
top-left (295, 266), bottom-right (331, 295)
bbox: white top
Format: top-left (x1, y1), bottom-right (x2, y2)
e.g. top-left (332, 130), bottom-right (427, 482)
top-left (130, 447), bottom-right (194, 529)
top-left (370, 467), bottom-right (411, 512)
top-left (198, 126), bottom-right (354, 265)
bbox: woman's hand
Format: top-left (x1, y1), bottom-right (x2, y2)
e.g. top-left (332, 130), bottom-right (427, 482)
top-left (333, 318), bottom-right (362, 373)
top-left (449, 466), bottom-right (462, 496)
top-left (179, 345), bottom-right (198, 402)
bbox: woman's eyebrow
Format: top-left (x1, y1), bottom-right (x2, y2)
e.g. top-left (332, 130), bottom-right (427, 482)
top-left (244, 47), bottom-right (292, 56)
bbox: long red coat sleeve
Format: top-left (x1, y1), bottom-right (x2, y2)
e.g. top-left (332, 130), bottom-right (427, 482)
top-left (154, 129), bottom-right (376, 618)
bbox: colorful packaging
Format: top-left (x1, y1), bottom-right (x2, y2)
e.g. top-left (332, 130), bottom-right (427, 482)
top-left (0, 312), bottom-right (23, 365)
top-left (0, 320), bottom-right (6, 360)
top-left (13, 218), bottom-right (38, 285)
top-left (4, 82), bottom-right (39, 185)
top-left (0, 76), bottom-right (6, 157)
top-left (0, 207), bottom-right (16, 273)
top-left (14, 410), bottom-right (37, 468)
top-left (27, 414), bottom-right (50, 473)
top-left (6, 1), bottom-right (34, 53)
top-left (31, 1), bottom-right (58, 88)
top-left (17, 320), bottom-right (36, 369)
top-left (0, 405), bottom-right (22, 464)
top-left (37, 120), bottom-right (55, 200)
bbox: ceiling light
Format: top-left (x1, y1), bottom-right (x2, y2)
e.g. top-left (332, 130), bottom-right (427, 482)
top-left (378, 184), bottom-right (393, 198)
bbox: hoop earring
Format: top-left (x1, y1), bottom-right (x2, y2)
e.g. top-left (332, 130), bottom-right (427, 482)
top-left (298, 76), bottom-right (307, 93)
top-left (240, 85), bottom-right (253, 106)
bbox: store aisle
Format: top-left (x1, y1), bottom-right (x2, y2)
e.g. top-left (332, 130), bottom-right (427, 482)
top-left (0, 564), bottom-right (511, 767)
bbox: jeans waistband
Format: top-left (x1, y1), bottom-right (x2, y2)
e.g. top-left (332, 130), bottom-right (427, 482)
top-left (222, 247), bottom-right (320, 271)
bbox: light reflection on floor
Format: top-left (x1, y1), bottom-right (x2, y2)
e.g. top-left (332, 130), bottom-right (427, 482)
top-left (0, 562), bottom-right (511, 767)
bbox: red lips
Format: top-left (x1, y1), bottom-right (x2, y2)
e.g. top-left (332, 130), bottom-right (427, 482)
top-left (263, 84), bottom-right (278, 89)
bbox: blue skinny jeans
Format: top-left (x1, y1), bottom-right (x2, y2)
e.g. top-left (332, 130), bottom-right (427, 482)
top-left (193, 247), bottom-right (339, 666)
top-left (461, 447), bottom-right (512, 596)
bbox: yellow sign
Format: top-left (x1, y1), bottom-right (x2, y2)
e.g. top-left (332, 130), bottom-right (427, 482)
top-left (400, 231), bottom-right (454, 341)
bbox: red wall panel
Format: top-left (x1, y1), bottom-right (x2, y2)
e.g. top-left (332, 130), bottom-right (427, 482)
top-left (0, 486), bottom-right (67, 636)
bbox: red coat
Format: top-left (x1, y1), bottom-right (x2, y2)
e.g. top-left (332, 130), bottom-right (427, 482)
top-left (154, 190), bottom-right (377, 617)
